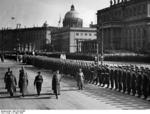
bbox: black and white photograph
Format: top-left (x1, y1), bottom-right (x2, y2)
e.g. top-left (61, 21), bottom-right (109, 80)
top-left (0, 0), bottom-right (150, 111)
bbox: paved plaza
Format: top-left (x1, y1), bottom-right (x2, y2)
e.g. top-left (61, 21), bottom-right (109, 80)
top-left (0, 60), bottom-right (150, 110)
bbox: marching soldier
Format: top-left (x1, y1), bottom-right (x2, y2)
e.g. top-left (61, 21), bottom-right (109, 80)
top-left (76, 68), bottom-right (84, 90)
top-left (52, 70), bottom-right (62, 99)
top-left (34, 72), bottom-right (43, 96)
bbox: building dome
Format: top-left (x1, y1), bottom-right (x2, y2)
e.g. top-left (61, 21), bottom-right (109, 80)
top-left (63, 5), bottom-right (83, 28)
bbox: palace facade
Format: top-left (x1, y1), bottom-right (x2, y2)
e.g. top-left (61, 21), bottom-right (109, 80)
top-left (97, 0), bottom-right (150, 53)
top-left (0, 23), bottom-right (57, 53)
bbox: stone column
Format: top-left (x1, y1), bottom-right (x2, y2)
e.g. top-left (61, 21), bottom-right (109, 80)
top-left (110, 28), bottom-right (114, 50)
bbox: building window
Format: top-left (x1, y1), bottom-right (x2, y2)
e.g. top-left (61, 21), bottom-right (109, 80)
top-left (89, 33), bottom-right (92, 36)
top-left (81, 33), bottom-right (83, 36)
top-left (76, 33), bottom-right (79, 36)
top-left (85, 33), bottom-right (87, 36)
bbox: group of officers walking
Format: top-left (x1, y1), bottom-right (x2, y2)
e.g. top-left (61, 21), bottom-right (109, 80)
top-left (4, 66), bottom-right (84, 99)
top-left (4, 67), bottom-right (62, 99)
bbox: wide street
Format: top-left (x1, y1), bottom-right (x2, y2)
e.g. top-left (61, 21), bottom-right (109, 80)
top-left (0, 60), bottom-right (150, 110)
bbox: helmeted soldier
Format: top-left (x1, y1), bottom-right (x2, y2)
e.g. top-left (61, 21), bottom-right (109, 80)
top-left (142, 73), bottom-right (149, 99)
top-left (76, 68), bottom-right (84, 90)
top-left (110, 69), bottom-right (114, 89)
top-left (92, 66), bottom-right (98, 85)
top-left (136, 71), bottom-right (142, 97)
top-left (114, 69), bottom-right (118, 90)
top-left (34, 72), bottom-right (43, 96)
top-left (122, 69), bottom-right (127, 93)
top-left (126, 70), bottom-right (131, 95)
top-left (131, 71), bottom-right (136, 96)
top-left (52, 70), bottom-right (62, 99)
top-left (104, 68), bottom-right (110, 88)
top-left (118, 69), bottom-right (123, 92)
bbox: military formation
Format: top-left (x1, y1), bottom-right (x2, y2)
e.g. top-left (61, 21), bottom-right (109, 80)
top-left (2, 55), bottom-right (150, 101)
top-left (22, 55), bottom-right (150, 100)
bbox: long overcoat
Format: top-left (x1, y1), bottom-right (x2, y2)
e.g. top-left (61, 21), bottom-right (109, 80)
top-left (7, 74), bottom-right (17, 96)
top-left (52, 73), bottom-right (61, 94)
top-left (76, 72), bottom-right (84, 89)
top-left (20, 72), bottom-right (28, 95)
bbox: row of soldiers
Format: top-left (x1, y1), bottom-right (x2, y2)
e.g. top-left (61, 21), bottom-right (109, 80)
top-left (83, 64), bottom-right (150, 100)
top-left (22, 55), bottom-right (150, 100)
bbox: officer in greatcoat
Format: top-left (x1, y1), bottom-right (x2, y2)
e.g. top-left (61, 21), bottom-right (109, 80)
top-left (52, 70), bottom-right (62, 99)
top-left (76, 68), bottom-right (84, 90)
top-left (34, 72), bottom-right (43, 96)
top-left (7, 71), bottom-right (17, 97)
top-left (4, 68), bottom-right (11, 90)
top-left (18, 67), bottom-right (24, 92)
top-left (19, 67), bottom-right (28, 97)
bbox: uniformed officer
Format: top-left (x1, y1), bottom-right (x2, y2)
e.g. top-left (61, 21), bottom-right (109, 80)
top-left (131, 72), bottom-right (136, 96)
top-left (110, 69), bottom-right (114, 89)
top-left (142, 73), bottom-right (149, 99)
top-left (52, 70), bottom-right (62, 99)
top-left (4, 68), bottom-right (11, 90)
top-left (34, 72), bottom-right (43, 96)
top-left (76, 68), bottom-right (84, 90)
top-left (114, 69), bottom-right (118, 90)
top-left (122, 69), bottom-right (127, 93)
top-left (19, 67), bottom-right (28, 97)
top-left (7, 71), bottom-right (17, 97)
top-left (136, 71), bottom-right (142, 97)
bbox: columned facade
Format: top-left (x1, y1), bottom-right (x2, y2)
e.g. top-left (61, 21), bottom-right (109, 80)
top-left (97, 0), bottom-right (150, 53)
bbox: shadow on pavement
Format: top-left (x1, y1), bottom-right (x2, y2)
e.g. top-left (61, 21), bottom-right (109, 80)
top-left (61, 88), bottom-right (78, 92)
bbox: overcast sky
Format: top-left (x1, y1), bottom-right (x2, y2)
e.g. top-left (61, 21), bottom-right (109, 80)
top-left (0, 0), bottom-right (109, 29)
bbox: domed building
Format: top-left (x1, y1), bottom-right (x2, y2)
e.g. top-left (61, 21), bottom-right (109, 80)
top-left (51, 5), bottom-right (97, 53)
top-left (63, 5), bottom-right (83, 28)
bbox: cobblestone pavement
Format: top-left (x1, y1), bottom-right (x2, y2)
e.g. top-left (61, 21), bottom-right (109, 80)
top-left (0, 60), bottom-right (150, 110)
